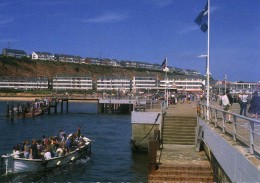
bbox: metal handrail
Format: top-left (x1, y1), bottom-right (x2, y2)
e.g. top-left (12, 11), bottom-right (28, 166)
top-left (198, 103), bottom-right (260, 157)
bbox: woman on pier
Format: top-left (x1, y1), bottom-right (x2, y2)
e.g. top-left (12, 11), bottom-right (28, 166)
top-left (248, 91), bottom-right (260, 118)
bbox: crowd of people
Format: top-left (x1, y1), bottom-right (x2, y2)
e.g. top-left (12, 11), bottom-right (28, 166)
top-left (12, 127), bottom-right (84, 160)
top-left (220, 90), bottom-right (260, 119)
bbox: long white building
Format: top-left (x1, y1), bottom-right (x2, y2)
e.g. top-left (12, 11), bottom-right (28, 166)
top-left (52, 76), bottom-right (92, 90)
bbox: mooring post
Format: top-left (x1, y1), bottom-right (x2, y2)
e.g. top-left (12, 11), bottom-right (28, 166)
top-left (55, 99), bottom-right (57, 114)
top-left (32, 102), bottom-right (35, 118)
top-left (148, 140), bottom-right (157, 174)
top-left (61, 100), bottom-right (63, 114)
top-left (22, 104), bottom-right (26, 119)
top-left (66, 100), bottom-right (69, 113)
top-left (17, 103), bottom-right (20, 116)
top-left (11, 101), bottom-right (14, 121)
top-left (6, 102), bottom-right (10, 118)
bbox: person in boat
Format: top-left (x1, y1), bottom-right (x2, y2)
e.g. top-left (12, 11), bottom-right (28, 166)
top-left (12, 144), bottom-right (21, 158)
top-left (42, 135), bottom-right (48, 147)
top-left (23, 140), bottom-right (30, 159)
top-left (56, 144), bottom-right (65, 157)
top-left (44, 147), bottom-right (52, 160)
top-left (76, 126), bottom-right (81, 139)
top-left (59, 130), bottom-right (66, 141)
top-left (65, 135), bottom-right (72, 153)
top-left (30, 139), bottom-right (39, 159)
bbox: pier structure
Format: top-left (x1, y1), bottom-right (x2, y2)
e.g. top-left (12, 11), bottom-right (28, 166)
top-left (130, 99), bottom-right (260, 182)
top-left (98, 98), bottom-right (152, 114)
top-left (4, 96), bottom-right (98, 120)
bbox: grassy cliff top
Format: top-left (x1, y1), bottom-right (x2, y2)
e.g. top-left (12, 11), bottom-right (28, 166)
top-left (0, 57), bottom-right (172, 80)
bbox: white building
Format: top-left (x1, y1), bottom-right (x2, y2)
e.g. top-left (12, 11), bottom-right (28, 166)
top-left (132, 76), bottom-right (157, 92)
top-left (174, 76), bottom-right (203, 92)
top-left (96, 77), bottom-right (131, 91)
top-left (53, 76), bottom-right (92, 90)
top-left (32, 52), bottom-right (55, 61)
top-left (0, 76), bottom-right (48, 90)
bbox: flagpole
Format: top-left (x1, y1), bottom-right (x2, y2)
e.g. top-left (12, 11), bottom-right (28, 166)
top-left (164, 57), bottom-right (168, 107)
top-left (206, 0), bottom-right (210, 121)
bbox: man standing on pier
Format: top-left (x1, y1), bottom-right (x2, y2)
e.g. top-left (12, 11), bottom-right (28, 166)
top-left (239, 90), bottom-right (248, 116)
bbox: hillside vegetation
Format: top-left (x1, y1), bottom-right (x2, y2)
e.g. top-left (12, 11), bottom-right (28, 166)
top-left (0, 56), bottom-right (180, 80)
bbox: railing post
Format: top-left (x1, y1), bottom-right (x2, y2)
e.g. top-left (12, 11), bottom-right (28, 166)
top-left (222, 112), bottom-right (226, 134)
top-left (214, 109), bottom-right (218, 127)
top-left (249, 120), bottom-right (255, 155)
top-left (232, 115), bottom-right (237, 142)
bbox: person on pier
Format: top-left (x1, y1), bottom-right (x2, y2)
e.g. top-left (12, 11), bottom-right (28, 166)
top-left (221, 91), bottom-right (232, 123)
top-left (248, 91), bottom-right (260, 118)
top-left (239, 90), bottom-right (249, 116)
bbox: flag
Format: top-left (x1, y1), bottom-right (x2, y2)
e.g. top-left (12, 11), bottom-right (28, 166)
top-left (194, 1), bottom-right (208, 32)
top-left (161, 58), bottom-right (167, 69)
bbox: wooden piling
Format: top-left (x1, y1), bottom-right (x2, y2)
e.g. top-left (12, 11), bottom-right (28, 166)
top-left (22, 104), bottom-right (26, 119)
top-left (61, 100), bottom-right (63, 113)
top-left (6, 102), bottom-right (10, 117)
top-left (32, 102), bottom-right (35, 118)
top-left (66, 100), bottom-right (68, 113)
top-left (11, 101), bottom-right (14, 121)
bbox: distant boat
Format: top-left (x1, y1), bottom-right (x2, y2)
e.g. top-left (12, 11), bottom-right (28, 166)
top-left (1, 136), bottom-right (92, 174)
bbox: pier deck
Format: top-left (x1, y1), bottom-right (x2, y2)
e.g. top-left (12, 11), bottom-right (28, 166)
top-left (149, 102), bottom-right (214, 182)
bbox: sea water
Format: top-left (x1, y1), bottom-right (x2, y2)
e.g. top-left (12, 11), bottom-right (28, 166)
top-left (0, 101), bottom-right (148, 182)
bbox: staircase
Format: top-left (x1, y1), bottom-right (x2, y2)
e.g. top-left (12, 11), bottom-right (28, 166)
top-left (148, 106), bottom-right (214, 182)
top-left (163, 115), bottom-right (197, 145)
top-left (149, 164), bottom-right (214, 182)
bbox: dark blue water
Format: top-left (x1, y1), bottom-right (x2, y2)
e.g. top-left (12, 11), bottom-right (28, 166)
top-left (0, 101), bottom-right (148, 182)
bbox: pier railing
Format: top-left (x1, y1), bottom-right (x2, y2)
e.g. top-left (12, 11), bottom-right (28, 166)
top-left (198, 103), bottom-right (260, 157)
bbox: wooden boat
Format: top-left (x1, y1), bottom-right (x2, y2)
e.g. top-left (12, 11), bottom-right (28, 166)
top-left (1, 136), bottom-right (91, 174)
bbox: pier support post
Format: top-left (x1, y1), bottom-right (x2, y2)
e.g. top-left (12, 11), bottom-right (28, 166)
top-left (55, 100), bottom-right (57, 114)
top-left (17, 103), bottom-right (20, 116)
top-left (32, 102), bottom-right (35, 118)
top-left (11, 101), bottom-right (14, 121)
top-left (6, 102), bottom-right (10, 118)
top-left (61, 100), bottom-right (63, 114)
top-left (148, 140), bottom-right (158, 174)
top-left (66, 100), bottom-right (69, 113)
top-left (22, 104), bottom-right (26, 119)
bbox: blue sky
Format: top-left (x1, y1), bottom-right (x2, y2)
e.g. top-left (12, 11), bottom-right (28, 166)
top-left (0, 0), bottom-right (259, 82)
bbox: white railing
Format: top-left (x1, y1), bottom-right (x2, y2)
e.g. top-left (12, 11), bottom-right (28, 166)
top-left (198, 103), bottom-right (260, 157)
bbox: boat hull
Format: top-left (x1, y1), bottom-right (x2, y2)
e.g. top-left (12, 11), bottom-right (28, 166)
top-left (2, 139), bottom-right (91, 174)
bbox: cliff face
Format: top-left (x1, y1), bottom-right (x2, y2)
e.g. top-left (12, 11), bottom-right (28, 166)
top-left (0, 58), bottom-right (165, 79)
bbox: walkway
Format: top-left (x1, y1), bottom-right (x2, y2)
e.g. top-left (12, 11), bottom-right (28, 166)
top-left (159, 102), bottom-right (209, 166)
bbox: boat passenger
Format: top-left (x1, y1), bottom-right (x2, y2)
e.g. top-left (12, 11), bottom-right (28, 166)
top-left (42, 135), bottom-right (48, 146)
top-left (58, 130), bottom-right (64, 140)
top-left (56, 145), bottom-right (64, 157)
top-left (44, 148), bottom-right (52, 160)
top-left (12, 144), bottom-right (20, 158)
top-left (65, 136), bottom-right (72, 153)
top-left (23, 140), bottom-right (30, 159)
top-left (76, 126), bottom-right (81, 139)
top-left (30, 140), bottom-right (39, 159)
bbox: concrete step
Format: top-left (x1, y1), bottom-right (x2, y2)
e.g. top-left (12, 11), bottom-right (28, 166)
top-left (163, 140), bottom-right (195, 145)
top-left (149, 164), bottom-right (214, 182)
top-left (164, 118), bottom-right (196, 122)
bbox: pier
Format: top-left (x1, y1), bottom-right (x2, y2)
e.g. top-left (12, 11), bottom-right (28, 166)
top-left (130, 99), bottom-right (260, 182)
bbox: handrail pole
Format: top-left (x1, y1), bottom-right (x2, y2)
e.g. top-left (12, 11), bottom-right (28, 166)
top-left (249, 120), bottom-right (255, 155)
